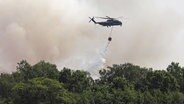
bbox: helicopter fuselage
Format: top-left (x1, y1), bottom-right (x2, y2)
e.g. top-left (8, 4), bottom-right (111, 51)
top-left (89, 17), bottom-right (122, 27)
top-left (97, 19), bottom-right (122, 27)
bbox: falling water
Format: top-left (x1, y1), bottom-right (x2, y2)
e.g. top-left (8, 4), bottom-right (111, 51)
top-left (87, 27), bottom-right (113, 78)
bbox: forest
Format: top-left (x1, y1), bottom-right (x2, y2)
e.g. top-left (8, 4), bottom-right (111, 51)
top-left (0, 60), bottom-right (184, 104)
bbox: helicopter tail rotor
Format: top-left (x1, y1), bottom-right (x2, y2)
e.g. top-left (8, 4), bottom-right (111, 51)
top-left (89, 17), bottom-right (92, 22)
top-left (89, 17), bottom-right (96, 24)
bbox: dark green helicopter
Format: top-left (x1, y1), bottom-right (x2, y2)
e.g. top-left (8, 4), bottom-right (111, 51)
top-left (89, 16), bottom-right (122, 27)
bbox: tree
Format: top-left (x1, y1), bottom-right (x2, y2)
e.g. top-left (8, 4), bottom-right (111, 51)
top-left (16, 60), bottom-right (32, 81)
top-left (99, 63), bottom-right (151, 91)
top-left (32, 61), bottom-right (60, 80)
top-left (112, 89), bottom-right (137, 104)
top-left (12, 77), bottom-right (76, 104)
top-left (0, 73), bottom-right (15, 103)
top-left (16, 60), bottom-right (60, 81)
top-left (167, 62), bottom-right (184, 92)
top-left (146, 70), bottom-right (179, 92)
top-left (76, 90), bottom-right (94, 104)
top-left (171, 92), bottom-right (184, 104)
top-left (1, 60), bottom-right (184, 104)
top-left (92, 84), bottom-right (113, 104)
top-left (112, 77), bottom-right (133, 90)
top-left (59, 68), bottom-right (93, 93)
top-left (141, 91), bottom-right (155, 104)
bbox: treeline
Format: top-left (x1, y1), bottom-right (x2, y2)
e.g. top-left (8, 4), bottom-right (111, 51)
top-left (0, 60), bottom-right (184, 104)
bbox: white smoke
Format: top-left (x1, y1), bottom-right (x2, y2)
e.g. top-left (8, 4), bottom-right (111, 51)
top-left (1, 0), bottom-right (184, 74)
top-left (93, 0), bottom-right (184, 69)
top-left (0, 0), bottom-right (102, 73)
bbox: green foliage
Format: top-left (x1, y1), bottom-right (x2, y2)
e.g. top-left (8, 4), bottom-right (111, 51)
top-left (76, 90), bottom-right (94, 104)
top-left (171, 92), bottom-right (184, 104)
top-left (16, 60), bottom-right (59, 81)
top-left (32, 61), bottom-right (59, 79)
top-left (59, 68), bottom-right (93, 93)
top-left (112, 89), bottom-right (137, 104)
top-left (0, 60), bottom-right (184, 104)
top-left (112, 77), bottom-right (133, 90)
top-left (146, 70), bottom-right (179, 92)
top-left (0, 73), bottom-right (15, 103)
top-left (167, 62), bottom-right (184, 92)
top-left (12, 77), bottom-right (75, 104)
top-left (99, 63), bottom-right (151, 91)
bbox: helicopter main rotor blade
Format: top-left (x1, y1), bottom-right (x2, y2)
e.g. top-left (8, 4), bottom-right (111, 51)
top-left (114, 16), bottom-right (124, 19)
top-left (106, 16), bottom-right (124, 19)
top-left (94, 16), bottom-right (124, 20)
top-left (95, 17), bottom-right (109, 19)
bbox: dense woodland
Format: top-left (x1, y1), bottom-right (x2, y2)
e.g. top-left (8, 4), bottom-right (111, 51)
top-left (0, 60), bottom-right (184, 104)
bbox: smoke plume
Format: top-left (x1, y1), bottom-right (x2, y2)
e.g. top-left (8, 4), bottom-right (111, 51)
top-left (1, 0), bottom-right (184, 74)
top-left (94, 0), bottom-right (184, 69)
top-left (0, 0), bottom-right (101, 73)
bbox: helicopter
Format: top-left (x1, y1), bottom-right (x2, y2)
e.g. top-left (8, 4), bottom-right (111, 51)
top-left (89, 16), bottom-right (122, 27)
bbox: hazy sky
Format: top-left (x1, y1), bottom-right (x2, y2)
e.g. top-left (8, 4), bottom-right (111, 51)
top-left (0, 0), bottom-right (184, 73)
